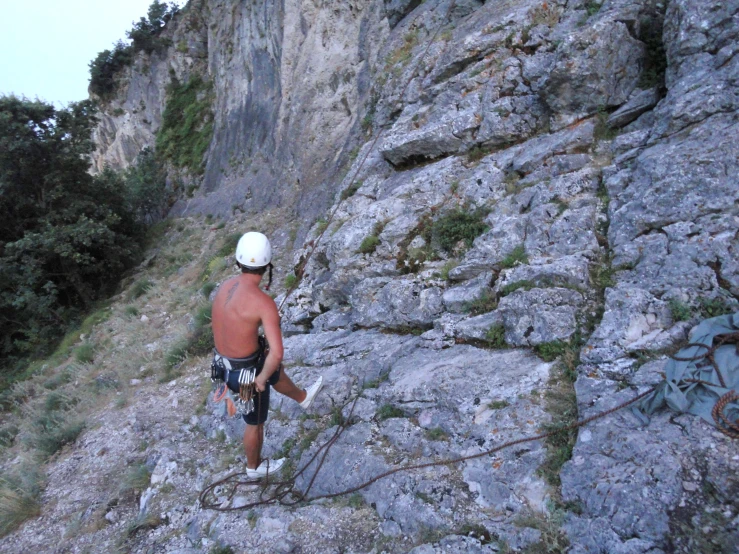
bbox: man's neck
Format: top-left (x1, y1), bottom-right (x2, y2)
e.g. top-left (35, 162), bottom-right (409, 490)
top-left (240, 272), bottom-right (263, 288)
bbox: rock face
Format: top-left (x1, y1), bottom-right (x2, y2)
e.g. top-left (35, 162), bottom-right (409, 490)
top-left (15, 0), bottom-right (734, 552)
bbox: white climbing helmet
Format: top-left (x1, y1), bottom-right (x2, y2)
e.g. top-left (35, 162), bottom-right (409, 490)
top-left (235, 232), bottom-right (272, 268)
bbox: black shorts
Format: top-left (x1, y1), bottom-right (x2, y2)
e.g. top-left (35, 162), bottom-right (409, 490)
top-left (212, 342), bottom-right (280, 426)
top-left (236, 366), bottom-right (280, 426)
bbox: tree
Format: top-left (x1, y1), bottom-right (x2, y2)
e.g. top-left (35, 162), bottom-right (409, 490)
top-left (0, 97), bottom-right (142, 373)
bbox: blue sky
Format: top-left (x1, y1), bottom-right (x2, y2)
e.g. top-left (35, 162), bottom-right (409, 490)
top-left (0, 0), bottom-right (185, 108)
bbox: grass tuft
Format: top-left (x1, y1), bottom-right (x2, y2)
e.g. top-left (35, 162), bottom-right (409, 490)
top-left (358, 235), bottom-right (381, 255)
top-left (484, 324), bottom-right (507, 348)
top-left (74, 343), bottom-right (95, 364)
top-left (376, 404), bottom-right (404, 421)
top-left (464, 291), bottom-right (498, 316)
top-left (127, 278), bottom-right (154, 301)
top-left (500, 245), bottom-right (528, 269)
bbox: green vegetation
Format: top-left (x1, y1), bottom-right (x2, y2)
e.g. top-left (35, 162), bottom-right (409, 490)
top-left (594, 107), bottom-right (618, 142)
top-left (515, 508), bottom-right (570, 553)
top-left (376, 404), bottom-right (405, 421)
top-left (500, 244), bottom-right (528, 268)
top-left (584, 1), bottom-right (602, 17)
top-left (89, 2), bottom-right (180, 99)
top-left (484, 324), bottom-right (507, 348)
top-left (429, 208), bottom-right (488, 254)
top-left (359, 235), bottom-right (381, 255)
top-left (217, 233), bottom-right (242, 258)
top-left (500, 280), bottom-right (536, 296)
top-left (284, 273), bottom-right (298, 289)
top-left (0, 96), bottom-right (158, 382)
top-left (156, 75), bottom-right (214, 174)
top-left (538, 338), bottom-right (580, 490)
top-left (668, 298), bottom-right (692, 322)
top-left (699, 296), bottom-right (735, 318)
top-left (128, 278), bottom-right (155, 301)
top-left (340, 181), bottom-right (362, 201)
top-left (488, 400), bottom-right (509, 410)
top-left (533, 340), bottom-right (568, 362)
top-left (467, 145), bottom-right (490, 163)
top-left (88, 41), bottom-right (134, 99)
top-left (440, 259), bottom-right (458, 281)
top-left (120, 463), bottom-right (153, 497)
top-left (74, 344), bottom-right (95, 364)
top-left (464, 292), bottom-right (498, 316)
top-left (0, 462), bottom-right (44, 537)
top-left (388, 29), bottom-right (420, 69)
top-left (209, 545), bottom-right (236, 554)
top-left (124, 305), bottom-right (140, 318)
top-left (424, 427), bottom-right (448, 441)
top-left (315, 217), bottom-right (329, 235)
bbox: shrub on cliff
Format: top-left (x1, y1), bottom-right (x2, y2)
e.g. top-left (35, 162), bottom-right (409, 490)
top-left (156, 76), bottom-right (215, 174)
top-left (88, 2), bottom-right (180, 100)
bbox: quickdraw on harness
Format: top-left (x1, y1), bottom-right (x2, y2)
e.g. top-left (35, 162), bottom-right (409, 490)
top-left (211, 349), bottom-right (262, 417)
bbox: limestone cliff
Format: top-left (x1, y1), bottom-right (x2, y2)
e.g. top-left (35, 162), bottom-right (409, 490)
top-left (6, 0), bottom-right (735, 552)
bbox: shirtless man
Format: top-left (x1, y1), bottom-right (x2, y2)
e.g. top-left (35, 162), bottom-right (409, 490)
top-left (211, 232), bottom-right (323, 478)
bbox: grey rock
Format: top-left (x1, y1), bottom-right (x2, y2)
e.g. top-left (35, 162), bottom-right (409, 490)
top-left (497, 287), bottom-right (585, 346)
top-left (380, 93), bottom-right (480, 166)
top-left (542, 19), bottom-right (646, 129)
top-left (477, 95), bottom-right (549, 147)
top-left (384, 0), bottom-right (423, 28)
top-left (494, 255), bottom-right (591, 295)
top-left (351, 277), bottom-right (444, 330)
top-left (582, 286), bottom-right (672, 364)
top-left (453, 311), bottom-right (504, 342)
top-left (442, 272), bottom-right (494, 313)
top-left (607, 88), bottom-right (661, 129)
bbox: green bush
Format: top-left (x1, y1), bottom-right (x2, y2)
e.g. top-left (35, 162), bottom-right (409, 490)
top-left (500, 244), bottom-right (528, 268)
top-left (424, 427), bottom-right (448, 441)
top-left (282, 273), bottom-right (298, 289)
top-left (668, 299), bottom-right (692, 322)
top-left (484, 324), bottom-right (507, 348)
top-left (488, 400), bottom-right (509, 410)
top-left (125, 305), bottom-right (140, 318)
top-left (25, 413), bottom-right (85, 458)
top-left (156, 75), bottom-right (214, 174)
top-left (534, 340), bottom-right (568, 362)
top-left (440, 260), bottom-right (458, 281)
top-left (464, 292), bottom-right (498, 315)
top-left (0, 97), bottom-right (141, 378)
top-left (88, 41), bottom-right (133, 99)
top-left (430, 209), bottom-right (488, 254)
top-left (358, 235), bottom-right (381, 254)
top-left (216, 233), bottom-right (242, 258)
top-left (0, 463), bottom-right (44, 537)
top-left (74, 343), bottom-right (95, 364)
top-left (128, 278), bottom-right (154, 300)
top-left (201, 282), bottom-right (217, 298)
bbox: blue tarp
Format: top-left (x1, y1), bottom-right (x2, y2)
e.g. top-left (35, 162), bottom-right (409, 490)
top-left (635, 312), bottom-right (739, 432)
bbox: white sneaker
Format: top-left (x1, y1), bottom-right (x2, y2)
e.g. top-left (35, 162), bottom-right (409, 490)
top-left (246, 458), bottom-right (285, 479)
top-left (299, 376), bottom-right (324, 410)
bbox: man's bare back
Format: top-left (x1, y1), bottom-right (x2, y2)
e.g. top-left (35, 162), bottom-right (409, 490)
top-left (211, 274), bottom-right (279, 359)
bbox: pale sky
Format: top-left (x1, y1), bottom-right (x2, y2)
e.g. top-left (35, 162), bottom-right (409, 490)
top-left (0, 0), bottom-right (186, 108)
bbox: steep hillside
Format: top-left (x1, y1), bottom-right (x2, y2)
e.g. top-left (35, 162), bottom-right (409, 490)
top-left (1, 0), bottom-right (737, 552)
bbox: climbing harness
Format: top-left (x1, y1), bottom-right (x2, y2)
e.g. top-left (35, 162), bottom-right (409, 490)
top-left (211, 343), bottom-right (267, 417)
